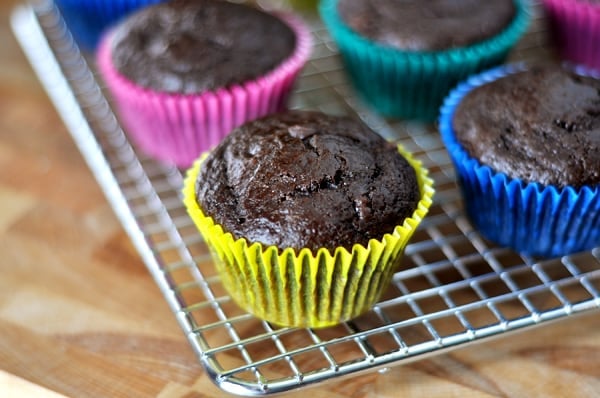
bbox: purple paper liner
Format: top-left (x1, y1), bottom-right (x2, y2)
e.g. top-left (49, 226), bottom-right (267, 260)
top-left (439, 64), bottom-right (600, 257)
top-left (543, 0), bottom-right (600, 71)
top-left (96, 11), bottom-right (311, 168)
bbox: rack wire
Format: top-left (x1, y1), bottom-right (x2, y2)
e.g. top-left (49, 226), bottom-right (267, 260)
top-left (11, 1), bottom-right (600, 396)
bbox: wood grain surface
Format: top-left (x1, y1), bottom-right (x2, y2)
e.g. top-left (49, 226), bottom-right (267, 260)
top-left (1, 1), bottom-right (600, 397)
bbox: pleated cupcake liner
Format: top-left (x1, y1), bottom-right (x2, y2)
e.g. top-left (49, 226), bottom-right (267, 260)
top-left (543, 0), bottom-right (600, 71)
top-left (319, 0), bottom-right (530, 121)
top-left (182, 146), bottom-right (434, 328)
top-left (97, 12), bottom-right (312, 168)
top-left (439, 64), bottom-right (600, 258)
top-left (55, 0), bottom-right (165, 50)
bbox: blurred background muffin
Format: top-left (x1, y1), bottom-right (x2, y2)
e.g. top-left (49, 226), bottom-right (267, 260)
top-left (55, 0), bottom-right (166, 49)
top-left (543, 0), bottom-right (600, 71)
top-left (320, 0), bottom-right (531, 121)
top-left (96, 0), bottom-right (311, 167)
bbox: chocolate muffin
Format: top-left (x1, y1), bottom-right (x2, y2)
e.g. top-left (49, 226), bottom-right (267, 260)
top-left (110, 0), bottom-right (297, 94)
top-left (183, 110), bottom-right (434, 327)
top-left (195, 111), bottom-right (421, 252)
top-left (439, 63), bottom-right (600, 257)
top-left (97, 0), bottom-right (311, 167)
top-left (319, 0), bottom-right (529, 120)
top-left (453, 65), bottom-right (600, 188)
top-left (337, 0), bottom-right (516, 51)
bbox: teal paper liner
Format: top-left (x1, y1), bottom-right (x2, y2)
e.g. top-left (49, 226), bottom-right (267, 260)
top-left (439, 64), bottom-right (600, 258)
top-left (319, 0), bottom-right (530, 121)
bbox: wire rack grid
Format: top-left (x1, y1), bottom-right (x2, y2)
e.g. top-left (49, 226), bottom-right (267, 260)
top-left (11, 1), bottom-right (600, 396)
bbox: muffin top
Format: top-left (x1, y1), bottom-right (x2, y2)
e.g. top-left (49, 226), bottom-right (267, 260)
top-left (453, 65), bottom-right (600, 188)
top-left (110, 0), bottom-right (296, 93)
top-left (195, 111), bottom-right (420, 252)
top-left (337, 0), bottom-right (516, 51)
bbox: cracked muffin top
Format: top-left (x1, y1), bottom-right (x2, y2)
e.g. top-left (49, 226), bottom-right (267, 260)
top-left (452, 65), bottom-right (600, 188)
top-left (195, 110), bottom-right (420, 252)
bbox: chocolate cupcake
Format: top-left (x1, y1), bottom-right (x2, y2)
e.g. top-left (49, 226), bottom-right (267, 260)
top-left (543, 0), bottom-right (600, 71)
top-left (97, 0), bottom-right (311, 167)
top-left (319, 0), bottom-right (530, 121)
top-left (440, 64), bottom-right (600, 257)
top-left (183, 111), bottom-right (434, 327)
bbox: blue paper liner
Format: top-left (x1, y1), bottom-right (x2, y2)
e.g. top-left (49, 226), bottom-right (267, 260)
top-left (439, 64), bottom-right (600, 258)
top-left (319, 0), bottom-right (530, 121)
top-left (55, 0), bottom-right (165, 49)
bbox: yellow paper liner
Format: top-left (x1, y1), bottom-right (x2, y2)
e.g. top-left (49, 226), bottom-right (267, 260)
top-left (182, 146), bottom-right (434, 328)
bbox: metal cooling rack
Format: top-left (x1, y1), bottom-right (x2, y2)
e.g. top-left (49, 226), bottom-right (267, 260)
top-left (11, 1), bottom-right (600, 396)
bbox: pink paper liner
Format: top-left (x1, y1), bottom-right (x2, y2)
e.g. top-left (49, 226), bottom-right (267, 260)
top-left (96, 11), bottom-right (312, 168)
top-left (543, 0), bottom-right (600, 70)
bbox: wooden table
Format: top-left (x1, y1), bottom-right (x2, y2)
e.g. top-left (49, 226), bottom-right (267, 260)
top-left (1, 1), bottom-right (600, 397)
